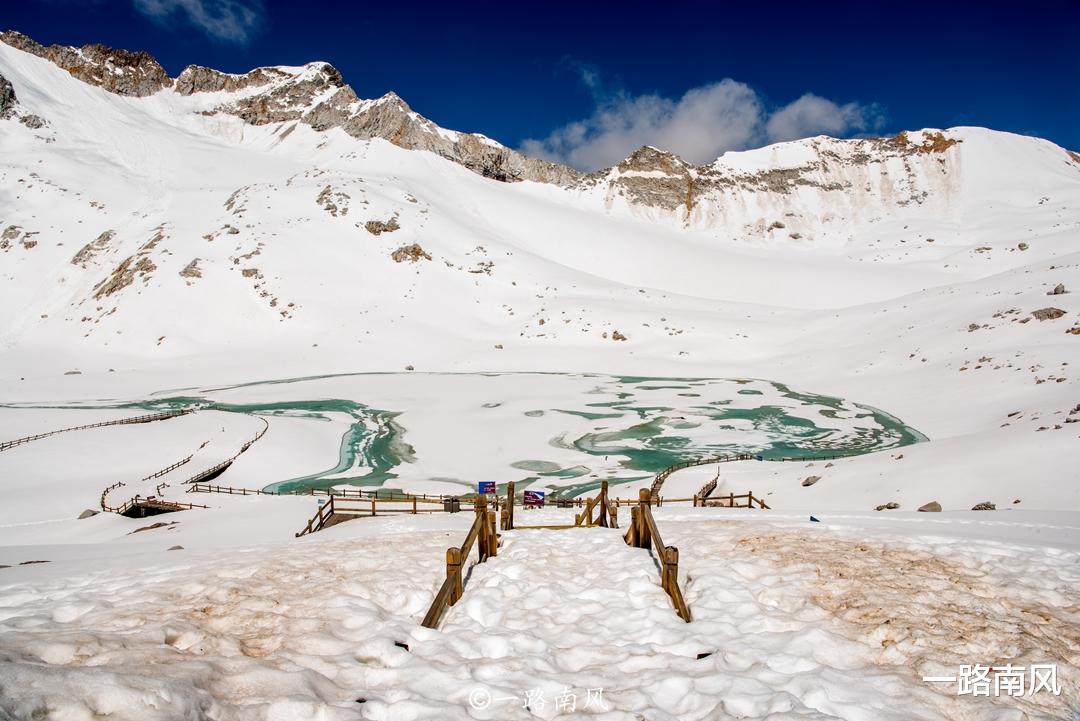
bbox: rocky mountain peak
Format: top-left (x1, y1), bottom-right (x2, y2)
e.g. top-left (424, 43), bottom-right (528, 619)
top-left (1, 30), bottom-right (170, 97)
top-left (617, 145), bottom-right (693, 176)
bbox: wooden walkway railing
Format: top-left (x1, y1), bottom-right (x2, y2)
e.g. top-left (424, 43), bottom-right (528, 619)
top-left (100, 416), bottom-right (269, 516)
top-left (1, 409), bottom-right (193, 452)
top-left (294, 495), bottom-right (452, 536)
top-left (624, 488), bottom-right (691, 622)
top-left (501, 480), bottom-right (618, 531)
top-left (421, 496), bottom-right (498, 628)
top-left (695, 491), bottom-right (769, 509)
top-left (101, 454), bottom-right (194, 511)
top-left (112, 495), bottom-right (209, 516)
top-left (649, 453), bottom-right (754, 498)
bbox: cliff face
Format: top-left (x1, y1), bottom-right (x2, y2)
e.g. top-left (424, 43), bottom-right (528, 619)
top-left (0, 31), bottom-right (170, 97)
top-left (572, 130), bottom-right (982, 241)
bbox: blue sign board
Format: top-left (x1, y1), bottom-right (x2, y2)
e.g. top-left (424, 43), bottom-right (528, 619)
top-left (523, 490), bottom-right (545, 508)
top-left (478, 481), bottom-right (495, 495)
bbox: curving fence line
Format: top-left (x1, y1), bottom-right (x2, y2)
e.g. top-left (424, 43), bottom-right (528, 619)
top-left (100, 415), bottom-right (270, 516)
top-left (1, 410), bottom-right (193, 453)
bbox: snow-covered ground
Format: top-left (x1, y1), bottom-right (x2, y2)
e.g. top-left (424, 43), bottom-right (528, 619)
top-left (1, 33), bottom-right (1078, 721)
top-left (1, 509), bottom-right (1077, 720)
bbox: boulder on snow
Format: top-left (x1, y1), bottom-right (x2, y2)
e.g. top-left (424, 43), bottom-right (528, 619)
top-left (390, 243), bottom-right (431, 263)
top-left (167, 545), bottom-right (184, 551)
top-left (875, 502), bottom-right (900, 511)
top-left (971, 501), bottom-right (996, 511)
top-left (801, 475), bottom-right (821, 487)
top-left (918, 501), bottom-right (942, 512)
top-left (77, 509), bottom-right (99, 519)
top-left (1048, 283), bottom-right (1067, 295)
top-left (1031, 307), bottom-right (1065, 321)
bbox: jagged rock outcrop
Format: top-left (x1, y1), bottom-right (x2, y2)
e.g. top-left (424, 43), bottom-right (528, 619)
top-left (174, 65), bottom-right (286, 95)
top-left (584, 146), bottom-right (696, 211)
top-left (1, 31), bottom-right (169, 97)
top-left (0, 71), bottom-right (16, 118)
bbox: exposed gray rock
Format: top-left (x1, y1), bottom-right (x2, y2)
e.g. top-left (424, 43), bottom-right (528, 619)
top-left (918, 501), bottom-right (942, 512)
top-left (971, 501), bottom-right (996, 511)
top-left (365, 217), bottom-right (400, 235)
top-left (1048, 283), bottom-right (1066, 295)
top-left (77, 509), bottom-right (99, 519)
top-left (1, 31), bottom-right (169, 97)
top-left (179, 259), bottom-right (202, 279)
top-left (801, 475), bottom-right (821, 487)
top-left (875, 502), bottom-right (900, 511)
top-left (174, 65), bottom-right (287, 95)
top-left (71, 230), bottom-right (115, 267)
top-left (167, 545), bottom-right (184, 551)
top-left (391, 243), bottom-right (431, 263)
top-left (19, 113), bottom-right (45, 129)
top-left (0, 72), bottom-right (16, 118)
top-left (1032, 307), bottom-right (1066, 321)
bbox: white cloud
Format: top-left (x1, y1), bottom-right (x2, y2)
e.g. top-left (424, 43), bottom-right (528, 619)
top-left (133, 0), bottom-right (265, 43)
top-left (522, 77), bottom-right (883, 171)
top-left (765, 93), bottom-right (874, 143)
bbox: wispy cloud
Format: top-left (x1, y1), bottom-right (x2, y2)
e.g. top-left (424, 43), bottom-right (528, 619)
top-left (133, 0), bottom-right (265, 44)
top-left (522, 69), bottom-right (884, 170)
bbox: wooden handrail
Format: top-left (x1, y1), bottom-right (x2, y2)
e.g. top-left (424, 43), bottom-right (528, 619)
top-left (624, 488), bottom-right (691, 622)
top-left (421, 497), bottom-right (497, 628)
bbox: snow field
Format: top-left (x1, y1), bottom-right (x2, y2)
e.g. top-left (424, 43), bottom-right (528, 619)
top-left (1, 510), bottom-right (1076, 720)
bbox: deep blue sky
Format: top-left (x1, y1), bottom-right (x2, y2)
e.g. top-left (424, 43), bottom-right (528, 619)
top-left (5, 0), bottom-right (1079, 166)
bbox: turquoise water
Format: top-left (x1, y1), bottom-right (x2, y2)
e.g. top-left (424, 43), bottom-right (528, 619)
top-left (2, 374), bottom-right (925, 497)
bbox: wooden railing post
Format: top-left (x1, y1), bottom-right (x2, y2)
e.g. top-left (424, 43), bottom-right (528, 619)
top-left (610, 502), bottom-right (618, 529)
top-left (506, 480), bottom-right (515, 530)
top-left (447, 547), bottom-right (463, 605)
top-left (475, 495), bottom-right (489, 560)
top-left (637, 488), bottom-right (651, 549)
top-left (487, 510), bottom-right (498, 557)
top-left (598, 480), bottom-right (609, 527)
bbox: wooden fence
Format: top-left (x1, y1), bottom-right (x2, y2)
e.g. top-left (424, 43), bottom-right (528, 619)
top-left (1, 409), bottom-right (193, 452)
top-left (421, 496), bottom-right (498, 629)
top-left (624, 488), bottom-right (691, 622)
top-left (501, 480), bottom-right (618, 531)
top-left (100, 416), bottom-right (268, 515)
top-left (101, 454), bottom-right (194, 512)
top-left (295, 495), bottom-right (456, 536)
top-left (649, 453), bottom-right (754, 498)
top-left (695, 491), bottom-right (769, 509)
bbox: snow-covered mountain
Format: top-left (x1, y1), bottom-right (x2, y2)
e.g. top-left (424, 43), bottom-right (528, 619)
top-left (1, 31), bottom-right (1078, 509)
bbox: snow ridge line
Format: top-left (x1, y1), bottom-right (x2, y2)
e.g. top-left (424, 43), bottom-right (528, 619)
top-left (0, 409), bottom-right (193, 452)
